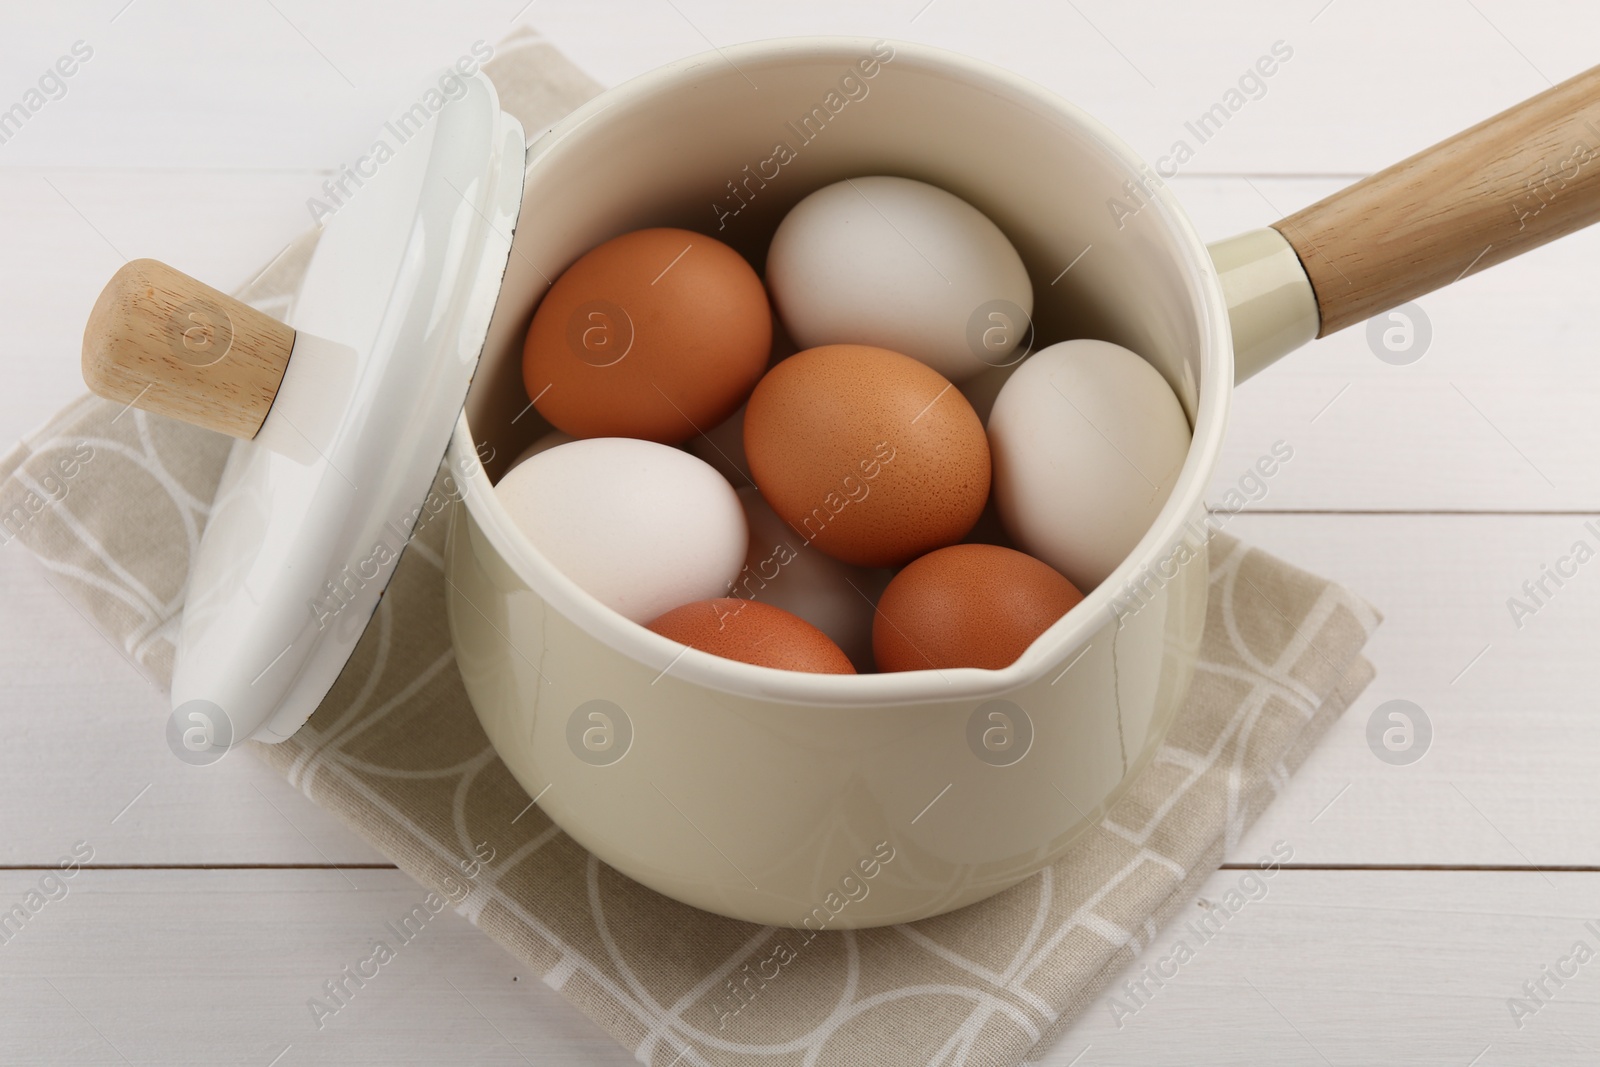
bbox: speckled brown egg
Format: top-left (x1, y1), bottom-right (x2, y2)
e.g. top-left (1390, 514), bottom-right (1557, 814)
top-left (523, 227), bottom-right (771, 445)
top-left (742, 344), bottom-right (990, 568)
top-left (647, 598), bottom-right (856, 674)
top-left (873, 544), bottom-right (1084, 672)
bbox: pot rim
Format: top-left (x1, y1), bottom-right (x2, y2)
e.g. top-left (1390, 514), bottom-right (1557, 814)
top-left (449, 34), bottom-right (1234, 708)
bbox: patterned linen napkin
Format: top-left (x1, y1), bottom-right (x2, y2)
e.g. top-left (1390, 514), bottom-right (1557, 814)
top-left (0, 28), bottom-right (1380, 1066)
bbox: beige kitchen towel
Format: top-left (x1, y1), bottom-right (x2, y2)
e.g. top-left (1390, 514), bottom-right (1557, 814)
top-left (0, 28), bottom-right (1381, 1067)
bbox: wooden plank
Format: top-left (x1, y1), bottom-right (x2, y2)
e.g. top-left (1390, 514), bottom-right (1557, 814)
top-left (2, 2), bottom-right (1595, 174)
top-left (1183, 176), bottom-right (1600, 513)
top-left (1058, 868), bottom-right (1600, 1065)
top-left (0, 868), bottom-right (633, 1066)
top-left (0, 867), bottom-right (1593, 1064)
top-left (1226, 512), bottom-right (1600, 868)
top-left (0, 548), bottom-right (388, 868)
top-left (0, 2), bottom-right (521, 170)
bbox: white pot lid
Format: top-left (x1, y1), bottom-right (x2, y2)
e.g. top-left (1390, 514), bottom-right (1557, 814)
top-left (169, 72), bottom-right (525, 746)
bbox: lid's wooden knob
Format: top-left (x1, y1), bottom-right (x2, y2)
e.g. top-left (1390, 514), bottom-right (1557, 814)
top-left (82, 259), bottom-right (297, 439)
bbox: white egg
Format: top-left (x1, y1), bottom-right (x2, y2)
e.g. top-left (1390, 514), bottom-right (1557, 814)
top-left (988, 340), bottom-right (1191, 591)
top-left (495, 438), bottom-right (747, 623)
top-left (766, 176), bottom-right (1033, 382)
top-left (507, 429), bottom-right (575, 471)
top-left (731, 488), bottom-right (889, 670)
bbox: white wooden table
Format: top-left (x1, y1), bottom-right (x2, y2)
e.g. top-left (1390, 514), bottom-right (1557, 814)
top-left (3, 2), bottom-right (1598, 1063)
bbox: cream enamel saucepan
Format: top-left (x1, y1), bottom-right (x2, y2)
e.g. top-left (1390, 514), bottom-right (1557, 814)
top-left (80, 39), bottom-right (1600, 927)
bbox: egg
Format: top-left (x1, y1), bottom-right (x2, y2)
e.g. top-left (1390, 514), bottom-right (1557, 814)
top-left (732, 487), bottom-right (890, 671)
top-left (506, 429), bottom-right (575, 472)
top-left (987, 339), bottom-right (1192, 591)
top-left (873, 544), bottom-right (1084, 672)
top-left (494, 438), bottom-right (747, 622)
top-left (766, 176), bottom-right (1033, 382)
top-left (743, 344), bottom-right (990, 568)
top-left (647, 598), bottom-right (856, 674)
top-left (522, 227), bottom-right (771, 445)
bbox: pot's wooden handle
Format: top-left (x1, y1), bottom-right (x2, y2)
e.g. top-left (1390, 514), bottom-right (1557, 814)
top-left (1273, 64), bottom-right (1600, 337)
top-left (82, 259), bottom-right (296, 438)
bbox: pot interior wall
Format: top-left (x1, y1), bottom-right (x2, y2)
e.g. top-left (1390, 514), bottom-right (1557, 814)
top-left (464, 40), bottom-right (1212, 485)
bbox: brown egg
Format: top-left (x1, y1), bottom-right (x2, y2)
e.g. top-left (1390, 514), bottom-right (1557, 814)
top-left (742, 345), bottom-right (990, 568)
top-left (873, 544), bottom-right (1084, 672)
top-left (523, 228), bottom-right (771, 445)
top-left (647, 598), bottom-right (856, 674)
